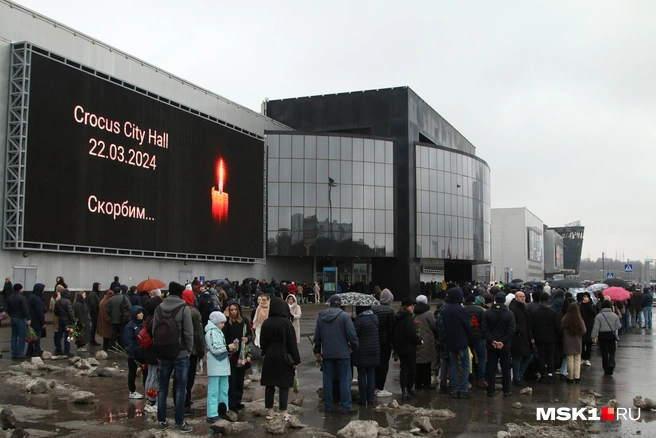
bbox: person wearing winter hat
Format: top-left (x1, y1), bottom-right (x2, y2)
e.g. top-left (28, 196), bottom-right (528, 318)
top-left (175, 289), bottom-right (205, 416)
top-left (392, 297), bottom-right (423, 400)
top-left (154, 281), bottom-right (194, 433)
top-left (205, 311), bottom-right (236, 422)
top-left (440, 288), bottom-right (471, 398)
top-left (413, 295), bottom-right (436, 390)
top-left (464, 293), bottom-right (487, 388)
top-left (482, 292), bottom-right (515, 397)
top-left (372, 288), bottom-right (395, 397)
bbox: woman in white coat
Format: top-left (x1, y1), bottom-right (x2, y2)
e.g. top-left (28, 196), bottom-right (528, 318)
top-left (286, 295), bottom-right (302, 343)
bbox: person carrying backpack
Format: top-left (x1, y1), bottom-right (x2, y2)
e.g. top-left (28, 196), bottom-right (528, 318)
top-left (153, 282), bottom-right (193, 433)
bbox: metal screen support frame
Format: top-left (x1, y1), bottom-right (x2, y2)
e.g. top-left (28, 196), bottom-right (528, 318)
top-left (3, 42), bottom-right (31, 250)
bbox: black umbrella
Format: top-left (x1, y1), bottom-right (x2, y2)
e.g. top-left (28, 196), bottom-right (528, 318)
top-left (603, 278), bottom-right (630, 290)
top-left (550, 279), bottom-right (582, 289)
top-left (511, 279), bottom-right (524, 284)
top-left (243, 277), bottom-right (257, 283)
top-left (526, 281), bottom-right (545, 287)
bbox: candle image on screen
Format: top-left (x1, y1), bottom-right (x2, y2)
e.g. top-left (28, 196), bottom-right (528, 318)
top-left (211, 157), bottom-right (229, 223)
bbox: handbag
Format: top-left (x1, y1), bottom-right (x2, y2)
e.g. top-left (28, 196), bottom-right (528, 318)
top-left (0, 311), bottom-right (7, 321)
top-left (282, 323), bottom-right (296, 366)
top-left (600, 312), bottom-right (620, 342)
top-left (249, 344), bottom-right (262, 360)
top-left (41, 326), bottom-right (47, 338)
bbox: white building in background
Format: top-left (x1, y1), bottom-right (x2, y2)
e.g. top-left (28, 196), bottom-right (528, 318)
top-left (490, 207), bottom-right (544, 282)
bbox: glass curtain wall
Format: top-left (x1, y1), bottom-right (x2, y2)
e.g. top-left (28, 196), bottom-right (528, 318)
top-left (415, 144), bottom-right (491, 261)
top-left (267, 133), bottom-right (395, 257)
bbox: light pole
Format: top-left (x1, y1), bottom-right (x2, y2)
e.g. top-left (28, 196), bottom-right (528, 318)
top-left (328, 177), bottom-right (338, 245)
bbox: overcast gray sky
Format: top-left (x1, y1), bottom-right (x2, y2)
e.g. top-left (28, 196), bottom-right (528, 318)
top-left (16, 0), bottom-right (656, 264)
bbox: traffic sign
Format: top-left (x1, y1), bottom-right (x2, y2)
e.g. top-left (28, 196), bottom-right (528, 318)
top-left (624, 264), bottom-right (633, 273)
top-left (606, 272), bottom-right (615, 278)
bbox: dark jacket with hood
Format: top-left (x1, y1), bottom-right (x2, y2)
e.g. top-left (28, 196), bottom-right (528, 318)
top-left (508, 299), bottom-right (531, 356)
top-left (352, 309), bottom-right (380, 367)
top-left (124, 305), bottom-right (147, 360)
top-left (107, 292), bottom-right (130, 324)
top-left (74, 292), bottom-right (92, 344)
top-left (313, 305), bottom-right (359, 359)
top-left (441, 288), bottom-right (471, 351)
top-left (414, 302), bottom-right (437, 364)
top-left (371, 294), bottom-right (395, 347)
top-left (143, 295), bottom-right (163, 318)
top-left (6, 288), bottom-right (29, 319)
top-left (482, 302), bottom-right (516, 351)
top-left (28, 283), bottom-right (46, 331)
top-left (261, 297), bottom-right (301, 388)
top-left (392, 308), bottom-right (423, 355)
top-left (87, 282), bottom-right (101, 316)
top-left (55, 289), bottom-right (75, 322)
top-left (530, 302), bottom-right (560, 344)
top-left (222, 301), bottom-right (252, 369)
top-left (579, 300), bottom-right (597, 343)
top-left (464, 302), bottom-right (485, 342)
top-left (153, 293), bottom-right (193, 359)
top-left (110, 276), bottom-right (121, 292)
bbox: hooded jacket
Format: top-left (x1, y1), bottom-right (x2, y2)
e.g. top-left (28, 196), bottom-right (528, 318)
top-left (441, 289), bottom-right (471, 351)
top-left (55, 289), bottom-right (75, 322)
top-left (508, 299), bottom-right (531, 356)
top-left (86, 282), bottom-right (101, 315)
top-left (591, 308), bottom-right (622, 339)
top-left (313, 306), bottom-right (359, 359)
top-left (482, 302), bottom-right (516, 352)
top-left (73, 292), bottom-right (92, 344)
top-left (153, 294), bottom-right (193, 359)
top-left (6, 287), bottom-right (29, 319)
top-left (530, 302), bottom-right (560, 344)
top-left (106, 292), bottom-right (130, 324)
top-left (464, 302), bottom-right (485, 341)
top-left (28, 283), bottom-right (46, 330)
top-left (287, 294), bottom-right (302, 343)
top-left (222, 302), bottom-right (252, 369)
top-left (124, 305), bottom-right (147, 359)
top-left (579, 300), bottom-right (597, 343)
top-left (261, 297), bottom-right (301, 388)
top-left (372, 288), bottom-right (395, 346)
top-left (414, 302), bottom-right (436, 364)
top-left (205, 319), bottom-right (231, 376)
top-left (392, 308), bottom-right (423, 355)
top-left (352, 309), bottom-right (380, 367)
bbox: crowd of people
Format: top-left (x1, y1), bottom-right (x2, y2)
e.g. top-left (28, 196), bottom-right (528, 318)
top-left (1, 273), bottom-right (654, 429)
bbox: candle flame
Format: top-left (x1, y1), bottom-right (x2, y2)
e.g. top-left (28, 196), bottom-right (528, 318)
top-left (216, 158), bottom-right (226, 193)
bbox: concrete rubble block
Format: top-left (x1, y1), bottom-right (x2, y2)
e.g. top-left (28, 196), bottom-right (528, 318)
top-left (634, 396), bottom-right (656, 410)
top-left (88, 367), bottom-right (120, 377)
top-left (48, 380), bottom-right (57, 389)
top-left (68, 391), bottom-right (96, 404)
top-left (36, 364), bottom-right (59, 372)
top-left (286, 415), bottom-right (306, 429)
top-left (242, 379), bottom-right (251, 388)
top-left (9, 427), bottom-right (29, 438)
top-left (26, 379), bottom-right (49, 394)
top-left (578, 394), bottom-right (596, 407)
top-left (68, 356), bottom-right (81, 365)
top-left (290, 396), bottom-right (304, 406)
top-left (131, 431), bottom-right (156, 438)
top-left (607, 399), bottom-right (620, 408)
top-left (519, 387), bottom-right (532, 395)
top-left (87, 358), bottom-right (100, 367)
top-left (52, 355), bottom-right (68, 361)
top-left (249, 373), bottom-right (261, 382)
top-left (0, 407), bottom-right (18, 429)
top-left (411, 416), bottom-right (434, 432)
top-left (41, 352), bottom-right (52, 360)
top-left (336, 420), bottom-right (380, 438)
top-left (263, 416), bottom-right (287, 435)
top-left (209, 419), bottom-right (254, 434)
top-left (388, 399), bottom-right (400, 409)
top-left (224, 410), bottom-right (239, 422)
top-left (409, 427), bottom-right (421, 434)
top-left (375, 402), bottom-right (455, 420)
top-left (497, 432), bottom-right (511, 438)
top-left (512, 402), bottom-right (522, 409)
top-left (30, 357), bottom-right (44, 366)
top-left (74, 359), bottom-right (92, 370)
top-left (95, 350), bottom-right (108, 360)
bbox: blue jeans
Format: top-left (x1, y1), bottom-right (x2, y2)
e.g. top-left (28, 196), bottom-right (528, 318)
top-left (357, 366), bottom-right (376, 403)
top-left (158, 356), bottom-right (190, 426)
top-left (449, 348), bottom-right (470, 393)
top-left (55, 319), bottom-right (71, 354)
top-left (10, 318), bottom-right (27, 357)
top-left (512, 354), bottom-right (533, 381)
top-left (322, 358), bottom-right (352, 411)
top-left (470, 339), bottom-right (486, 381)
top-left (643, 308), bottom-right (653, 328)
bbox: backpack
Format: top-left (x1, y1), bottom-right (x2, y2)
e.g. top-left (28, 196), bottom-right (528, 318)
top-left (137, 315), bottom-right (154, 349)
top-left (152, 304), bottom-right (186, 359)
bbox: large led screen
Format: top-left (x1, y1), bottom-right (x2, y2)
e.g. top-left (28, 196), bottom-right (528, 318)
top-left (527, 228), bottom-right (543, 263)
top-left (23, 53), bottom-right (264, 259)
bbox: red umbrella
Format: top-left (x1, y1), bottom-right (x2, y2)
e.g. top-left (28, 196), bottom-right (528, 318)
top-left (602, 286), bottom-right (631, 302)
top-left (136, 278), bottom-right (166, 292)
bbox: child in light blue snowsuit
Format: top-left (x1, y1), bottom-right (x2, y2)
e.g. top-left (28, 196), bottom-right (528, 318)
top-left (205, 311), bottom-right (235, 421)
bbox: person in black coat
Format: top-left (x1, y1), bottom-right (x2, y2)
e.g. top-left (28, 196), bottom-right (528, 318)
top-left (441, 288), bottom-right (471, 399)
top-left (530, 292), bottom-right (561, 383)
top-left (222, 301), bottom-right (252, 411)
top-left (392, 297), bottom-right (423, 400)
top-left (464, 294), bottom-right (487, 387)
top-left (27, 283), bottom-right (46, 357)
top-left (260, 297), bottom-right (300, 419)
top-left (482, 292), bottom-right (516, 396)
top-left (508, 291), bottom-right (533, 387)
top-left (578, 292), bottom-right (597, 366)
top-left (6, 283), bottom-right (31, 358)
top-left (87, 282), bottom-right (102, 346)
top-left (352, 305), bottom-right (380, 406)
top-left (371, 288), bottom-right (395, 397)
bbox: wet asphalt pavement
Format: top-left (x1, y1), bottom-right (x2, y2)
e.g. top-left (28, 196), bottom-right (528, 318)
top-left (1, 302), bottom-right (655, 437)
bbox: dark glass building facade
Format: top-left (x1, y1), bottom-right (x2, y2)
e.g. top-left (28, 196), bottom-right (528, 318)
top-left (265, 87), bottom-right (491, 298)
